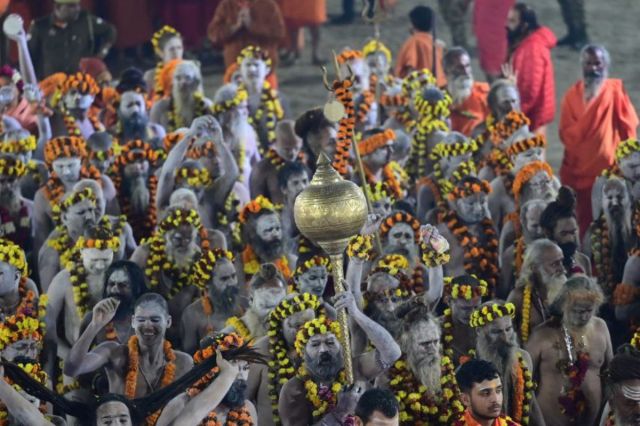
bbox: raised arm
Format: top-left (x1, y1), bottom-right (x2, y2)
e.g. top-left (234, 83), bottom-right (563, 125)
top-left (157, 132), bottom-right (192, 210)
top-left (64, 298), bottom-right (120, 377)
top-left (206, 134), bottom-right (239, 208)
top-left (333, 290), bottom-right (401, 380)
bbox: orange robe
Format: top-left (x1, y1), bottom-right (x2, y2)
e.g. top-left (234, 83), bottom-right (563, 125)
top-left (560, 78), bottom-right (638, 232)
top-left (208, 0), bottom-right (286, 69)
top-left (450, 81), bottom-right (490, 136)
top-left (394, 31), bottom-right (446, 87)
top-left (278, 0), bottom-right (325, 27)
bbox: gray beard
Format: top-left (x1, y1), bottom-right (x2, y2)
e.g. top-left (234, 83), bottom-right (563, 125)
top-left (128, 177), bottom-right (150, 215)
top-left (251, 235), bottom-right (285, 262)
top-left (407, 350), bottom-right (442, 393)
top-left (448, 76), bottom-right (474, 105)
top-left (605, 209), bottom-right (632, 244)
top-left (172, 87), bottom-right (196, 121)
top-left (167, 245), bottom-right (198, 269)
top-left (477, 335), bottom-right (517, 412)
top-left (546, 273), bottom-right (567, 305)
top-left (0, 190), bottom-right (19, 214)
top-left (305, 351), bottom-right (344, 382)
top-left (584, 77), bottom-right (604, 100)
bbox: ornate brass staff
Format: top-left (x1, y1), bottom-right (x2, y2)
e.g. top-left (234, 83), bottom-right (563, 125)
top-left (294, 153), bottom-right (368, 384)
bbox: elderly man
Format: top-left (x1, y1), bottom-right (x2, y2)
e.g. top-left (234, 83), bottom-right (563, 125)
top-left (506, 3), bottom-right (556, 134)
top-left (507, 239), bottom-right (566, 343)
top-left (470, 300), bottom-right (545, 425)
top-left (437, 176), bottom-right (500, 295)
top-left (592, 138), bottom-right (640, 216)
top-left (51, 73), bottom-right (104, 139)
top-left (560, 44), bottom-right (638, 233)
top-left (250, 120), bottom-right (303, 204)
top-left (64, 293), bottom-right (193, 397)
top-left (28, 0), bottom-right (116, 78)
top-left (150, 60), bottom-right (212, 132)
top-left (0, 239), bottom-right (39, 321)
top-left (279, 291), bottom-right (401, 425)
top-left (526, 275), bottom-right (613, 426)
top-left (500, 199), bottom-right (549, 295)
top-left (540, 186), bottom-right (591, 275)
top-left (380, 306), bottom-right (464, 424)
top-left (444, 47), bottom-right (491, 136)
top-left (279, 162), bottom-right (311, 241)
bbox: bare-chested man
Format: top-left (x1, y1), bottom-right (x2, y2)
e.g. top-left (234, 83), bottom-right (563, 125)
top-left (64, 293), bottom-right (193, 397)
top-left (600, 345), bottom-right (640, 426)
top-left (294, 107), bottom-right (337, 169)
top-left (80, 260), bottom-right (147, 346)
top-left (355, 128), bottom-right (405, 200)
top-left (239, 195), bottom-right (292, 281)
top-left (222, 263), bottom-right (286, 341)
top-left (145, 26), bottom-right (184, 98)
top-left (237, 45), bottom-right (284, 152)
top-left (279, 161), bottom-right (311, 241)
top-left (436, 176), bottom-right (500, 295)
top-left (416, 131), bottom-right (477, 222)
top-left (0, 239), bottom-right (39, 321)
top-left (157, 116), bottom-right (246, 236)
top-left (180, 249), bottom-right (243, 354)
top-left (507, 239), bottom-right (566, 345)
top-left (526, 275), bottom-right (613, 426)
top-left (0, 155), bottom-right (33, 251)
top-left (471, 301), bottom-right (545, 425)
top-left (540, 186), bottom-right (591, 275)
top-left (86, 132), bottom-right (115, 175)
top-left (440, 275), bottom-right (486, 366)
top-left (279, 290), bottom-right (401, 425)
top-left (379, 306), bottom-right (464, 424)
top-left (500, 199), bottom-right (550, 297)
top-left (150, 60), bottom-right (212, 132)
top-left (212, 83), bottom-right (260, 183)
top-left (51, 73), bottom-right (104, 139)
top-left (250, 120), bottom-right (303, 204)
top-left (45, 225), bottom-right (118, 359)
top-left (472, 79), bottom-right (521, 144)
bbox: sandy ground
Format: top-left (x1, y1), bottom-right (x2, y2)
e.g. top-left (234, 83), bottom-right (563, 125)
top-left (205, 0), bottom-right (640, 170)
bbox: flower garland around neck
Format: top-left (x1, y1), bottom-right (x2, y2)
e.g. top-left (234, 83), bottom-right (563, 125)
top-left (0, 135), bottom-right (36, 155)
top-left (389, 355), bottom-right (464, 424)
top-left (245, 80), bottom-right (283, 150)
top-left (63, 110), bottom-right (105, 136)
top-left (125, 335), bottom-right (176, 425)
top-left (224, 315), bottom-right (252, 340)
top-left (167, 91), bottom-right (207, 132)
top-left (512, 352), bottom-right (535, 425)
top-left (331, 79), bottom-right (356, 177)
top-left (591, 215), bottom-right (615, 296)
top-left (441, 307), bottom-right (475, 365)
top-left (437, 208), bottom-right (499, 293)
top-left (433, 158), bottom-right (478, 200)
top-left (67, 233), bottom-right (120, 319)
top-left (490, 111), bottom-right (530, 147)
top-left (266, 147), bottom-right (304, 171)
top-left (267, 293), bottom-right (323, 424)
top-left (241, 245), bottom-right (291, 280)
top-left (144, 208), bottom-right (208, 298)
top-left (557, 341), bottom-right (590, 425)
top-left (175, 166), bottom-right (212, 188)
top-left (356, 89), bottom-right (375, 125)
top-left (521, 281), bottom-right (533, 344)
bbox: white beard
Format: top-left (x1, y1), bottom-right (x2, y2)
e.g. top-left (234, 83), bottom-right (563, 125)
top-left (167, 245), bottom-right (198, 269)
top-left (409, 352), bottom-right (442, 393)
top-left (584, 78), bottom-right (604, 101)
top-left (546, 274), bottom-right (568, 304)
top-left (448, 75), bottom-right (474, 105)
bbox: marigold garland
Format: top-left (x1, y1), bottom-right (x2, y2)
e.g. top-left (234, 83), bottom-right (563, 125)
top-left (175, 165), bottom-right (212, 188)
top-left (0, 361), bottom-right (49, 426)
top-left (512, 161), bottom-right (553, 205)
top-left (521, 283), bottom-right (532, 344)
top-left (445, 275), bottom-right (488, 301)
top-left (615, 138), bottom-right (640, 162)
top-left (298, 364), bottom-right (347, 421)
top-left (0, 238), bottom-right (28, 277)
top-left (63, 110), bottom-right (105, 136)
top-left (264, 148), bottom-right (304, 172)
top-left (125, 335), bottom-right (176, 425)
top-left (0, 135), bottom-right (36, 155)
top-left (241, 244), bottom-right (291, 280)
top-left (513, 352), bottom-right (535, 425)
top-left (151, 26), bottom-right (180, 56)
top-left (356, 90), bottom-right (376, 126)
top-left (167, 92), bottom-right (208, 132)
top-left (430, 139), bottom-right (479, 162)
top-left (469, 302), bottom-right (516, 328)
top-left (389, 355), bottom-right (464, 425)
top-left (192, 248), bottom-right (235, 290)
top-left (346, 234), bottom-right (373, 260)
top-left (267, 294), bottom-right (323, 424)
top-left (224, 316), bottom-right (252, 341)
top-left (238, 195), bottom-right (277, 224)
top-left (212, 87), bottom-right (248, 115)
top-left (331, 79), bottom-right (356, 177)
top-left (294, 255), bottom-right (330, 277)
top-left (294, 316), bottom-right (341, 356)
top-left (447, 179), bottom-right (492, 201)
top-left (590, 215), bottom-right (616, 296)
top-left (491, 111), bottom-right (530, 146)
top-left (505, 134), bottom-right (547, 158)
top-left (44, 136), bottom-right (88, 166)
top-left (558, 351), bottom-right (590, 425)
top-left (358, 129), bottom-right (395, 156)
top-left (380, 212), bottom-right (421, 242)
top-left (362, 39), bottom-right (392, 63)
top-left (0, 290), bottom-right (46, 351)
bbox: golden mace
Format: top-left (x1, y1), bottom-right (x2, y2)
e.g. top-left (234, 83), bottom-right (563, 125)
top-left (294, 152), bottom-right (368, 384)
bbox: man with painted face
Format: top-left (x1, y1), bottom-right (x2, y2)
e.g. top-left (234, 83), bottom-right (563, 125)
top-left (0, 155), bottom-right (33, 250)
top-left (112, 68), bottom-right (165, 147)
top-left (222, 263), bottom-right (287, 341)
top-left (417, 131), bottom-right (478, 222)
top-left (592, 138), bottom-right (640, 216)
top-left (79, 261), bottom-right (147, 346)
top-left (540, 186), bottom-right (591, 276)
top-left (64, 293), bottom-right (193, 397)
top-left (437, 176), bottom-right (500, 294)
top-left (440, 275), bottom-right (487, 366)
top-left (600, 345), bottom-right (640, 426)
top-left (150, 60), bottom-right (213, 133)
top-left (473, 79), bottom-right (521, 147)
top-left (0, 239), bottom-right (39, 321)
top-left (28, 0), bottom-right (116, 78)
top-left (236, 46), bottom-right (284, 151)
top-left (526, 275), bottom-right (612, 426)
top-left (279, 161), bottom-right (311, 241)
top-left (444, 47), bottom-right (491, 137)
top-left (293, 254), bottom-right (330, 299)
top-left (250, 120), bottom-right (304, 204)
top-left (212, 83), bottom-right (260, 183)
top-left (470, 301), bottom-right (545, 425)
top-left (181, 249), bottom-right (243, 354)
top-left (51, 72), bottom-right (104, 139)
top-left (45, 225), bottom-right (118, 362)
top-left (500, 199), bottom-right (549, 295)
top-left (560, 44), bottom-right (638, 233)
top-left (145, 26), bottom-right (184, 99)
top-left (294, 107), bottom-right (337, 169)
top-left (279, 290), bottom-right (401, 426)
top-left (355, 129), bottom-right (402, 198)
top-left (239, 195), bottom-right (292, 281)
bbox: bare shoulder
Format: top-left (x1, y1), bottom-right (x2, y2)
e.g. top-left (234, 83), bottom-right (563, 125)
top-left (517, 348), bottom-right (534, 368)
top-left (48, 269), bottom-right (71, 292)
top-left (130, 243), bottom-right (150, 265)
top-left (25, 278), bottom-right (39, 295)
top-left (507, 286), bottom-right (524, 304)
top-left (175, 351), bottom-right (195, 371)
top-left (529, 320), bottom-right (558, 342)
top-left (490, 175), bottom-right (505, 194)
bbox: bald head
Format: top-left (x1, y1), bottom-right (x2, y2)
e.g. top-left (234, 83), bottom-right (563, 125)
top-left (275, 120), bottom-right (302, 161)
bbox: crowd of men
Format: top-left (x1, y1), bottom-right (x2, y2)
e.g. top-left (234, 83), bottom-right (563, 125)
top-left (0, 0), bottom-right (640, 425)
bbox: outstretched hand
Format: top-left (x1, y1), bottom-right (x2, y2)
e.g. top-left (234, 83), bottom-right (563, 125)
top-left (91, 297), bottom-right (120, 329)
top-left (501, 63), bottom-right (518, 85)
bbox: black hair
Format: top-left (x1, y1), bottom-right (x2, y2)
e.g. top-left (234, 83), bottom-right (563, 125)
top-left (539, 186), bottom-right (577, 236)
top-left (277, 161), bottom-right (311, 190)
top-left (355, 388), bottom-right (399, 423)
top-left (115, 67), bottom-right (147, 94)
top-left (513, 3), bottom-right (540, 31)
top-left (102, 260), bottom-right (147, 300)
top-left (409, 6), bottom-right (434, 32)
top-left (87, 132), bottom-right (113, 150)
top-left (455, 359), bottom-right (501, 393)
top-left (1, 343), bottom-right (266, 425)
top-left (392, 200), bottom-right (416, 217)
top-left (134, 293), bottom-right (169, 315)
top-left (294, 108), bottom-right (333, 140)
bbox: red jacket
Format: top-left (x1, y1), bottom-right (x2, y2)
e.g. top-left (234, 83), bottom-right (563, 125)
top-left (511, 26), bottom-right (557, 130)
